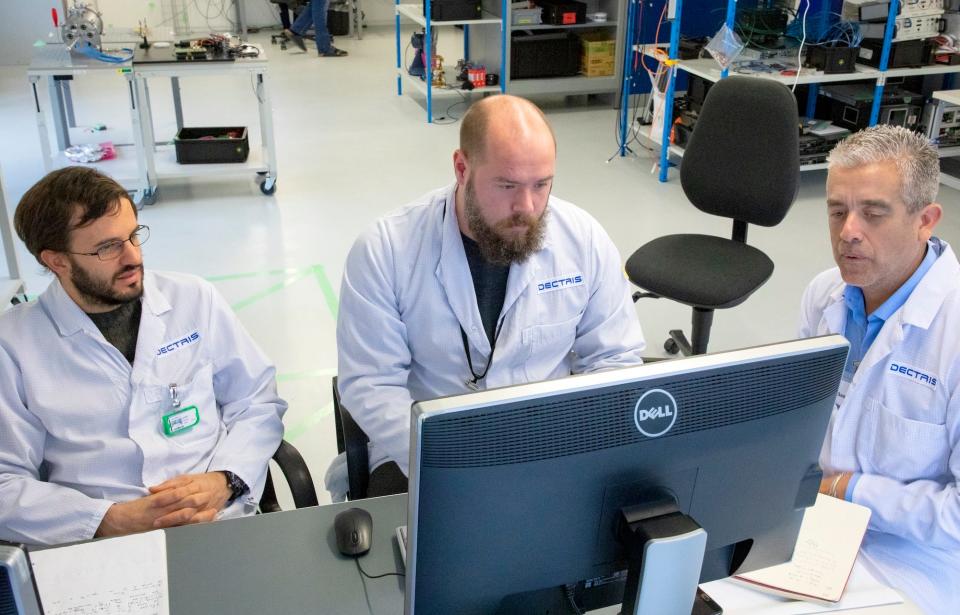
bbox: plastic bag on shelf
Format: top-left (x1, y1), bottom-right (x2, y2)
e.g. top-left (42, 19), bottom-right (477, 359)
top-left (705, 23), bottom-right (745, 70)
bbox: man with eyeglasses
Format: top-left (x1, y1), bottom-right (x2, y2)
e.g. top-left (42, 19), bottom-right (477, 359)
top-left (0, 167), bottom-right (287, 546)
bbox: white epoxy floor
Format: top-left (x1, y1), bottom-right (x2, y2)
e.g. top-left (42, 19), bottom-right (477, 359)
top-left (1, 26), bottom-right (958, 505)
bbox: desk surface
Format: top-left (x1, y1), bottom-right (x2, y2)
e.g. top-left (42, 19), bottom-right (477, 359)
top-left (933, 90), bottom-right (960, 107)
top-left (27, 44), bottom-right (130, 75)
top-left (164, 495), bottom-right (919, 615)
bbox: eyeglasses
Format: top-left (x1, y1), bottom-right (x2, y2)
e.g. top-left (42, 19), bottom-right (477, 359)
top-left (69, 225), bottom-right (150, 261)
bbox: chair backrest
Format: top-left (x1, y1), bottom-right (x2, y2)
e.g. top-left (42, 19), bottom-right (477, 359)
top-left (680, 76), bottom-right (800, 228)
top-left (332, 376), bottom-right (370, 500)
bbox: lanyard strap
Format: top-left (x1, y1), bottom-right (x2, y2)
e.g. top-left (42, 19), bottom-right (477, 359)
top-left (460, 319), bottom-right (503, 390)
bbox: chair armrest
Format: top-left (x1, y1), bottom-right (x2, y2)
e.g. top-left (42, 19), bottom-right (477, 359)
top-left (259, 440), bottom-right (319, 513)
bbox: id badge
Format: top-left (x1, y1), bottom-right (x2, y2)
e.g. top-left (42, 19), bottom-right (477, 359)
top-left (162, 405), bottom-right (200, 436)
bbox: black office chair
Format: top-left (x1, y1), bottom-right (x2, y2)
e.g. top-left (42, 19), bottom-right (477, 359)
top-left (259, 439), bottom-right (320, 513)
top-left (332, 376), bottom-right (371, 500)
top-left (626, 76), bottom-right (800, 356)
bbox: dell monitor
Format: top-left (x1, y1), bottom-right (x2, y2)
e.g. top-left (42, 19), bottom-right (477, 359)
top-left (404, 335), bottom-right (848, 615)
top-left (0, 542), bottom-right (44, 615)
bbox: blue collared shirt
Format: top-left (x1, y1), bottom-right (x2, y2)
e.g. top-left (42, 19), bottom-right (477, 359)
top-left (841, 240), bottom-right (940, 381)
top-left (840, 238), bottom-right (942, 501)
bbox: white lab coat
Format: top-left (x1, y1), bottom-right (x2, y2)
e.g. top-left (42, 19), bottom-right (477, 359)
top-left (337, 184), bottom-right (646, 476)
top-left (0, 271), bottom-right (287, 546)
top-left (798, 239), bottom-right (960, 615)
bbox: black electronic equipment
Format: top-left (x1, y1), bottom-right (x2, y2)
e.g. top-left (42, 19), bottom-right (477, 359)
top-left (423, 0), bottom-right (481, 21)
top-left (805, 45), bottom-right (859, 74)
top-left (678, 37), bottom-right (709, 60)
top-left (510, 31), bottom-right (581, 79)
top-left (858, 38), bottom-right (934, 68)
top-left (0, 543), bottom-right (44, 615)
top-left (535, 0), bottom-right (587, 25)
top-left (736, 6), bottom-right (790, 47)
top-left (334, 508), bottom-right (373, 556)
top-left (820, 83), bottom-right (923, 131)
top-left (798, 132), bottom-right (847, 166)
top-left (685, 74), bottom-right (714, 113)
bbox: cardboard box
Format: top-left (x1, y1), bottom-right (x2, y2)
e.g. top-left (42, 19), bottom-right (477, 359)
top-left (582, 59), bottom-right (614, 76)
top-left (580, 32), bottom-right (614, 76)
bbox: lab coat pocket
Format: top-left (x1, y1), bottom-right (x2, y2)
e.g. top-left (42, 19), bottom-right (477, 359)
top-left (865, 398), bottom-right (949, 481)
top-left (521, 315), bottom-right (580, 379)
top-left (149, 363), bottom-right (221, 449)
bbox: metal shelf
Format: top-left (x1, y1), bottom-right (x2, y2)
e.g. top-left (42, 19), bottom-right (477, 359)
top-left (396, 4), bottom-right (502, 26)
top-left (398, 69), bottom-right (501, 96)
top-left (666, 140), bottom-right (829, 172)
top-left (513, 21), bottom-right (618, 30)
top-left (508, 75), bottom-right (619, 96)
top-left (149, 145), bottom-right (271, 179)
top-left (884, 64), bottom-right (960, 79)
top-left (395, 0), bottom-right (625, 121)
top-left (640, 52), bottom-right (881, 86)
top-left (630, 0), bottom-right (960, 183)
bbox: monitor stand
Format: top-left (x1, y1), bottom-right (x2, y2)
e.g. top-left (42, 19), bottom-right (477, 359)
top-left (617, 492), bottom-right (708, 615)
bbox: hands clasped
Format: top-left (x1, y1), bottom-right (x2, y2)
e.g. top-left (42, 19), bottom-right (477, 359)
top-left (96, 471), bottom-right (232, 538)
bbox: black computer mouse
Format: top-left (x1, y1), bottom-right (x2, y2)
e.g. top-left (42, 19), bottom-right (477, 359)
top-left (334, 507), bottom-right (373, 556)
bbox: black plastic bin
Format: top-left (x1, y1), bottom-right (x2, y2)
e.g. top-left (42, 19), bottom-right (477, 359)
top-left (174, 127), bottom-right (249, 164)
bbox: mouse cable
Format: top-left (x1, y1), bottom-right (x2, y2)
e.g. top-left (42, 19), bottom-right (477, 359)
top-left (563, 583), bottom-right (584, 615)
top-left (355, 558), bottom-right (405, 579)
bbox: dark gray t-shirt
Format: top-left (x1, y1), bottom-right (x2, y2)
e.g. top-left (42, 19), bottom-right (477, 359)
top-left (461, 233), bottom-right (510, 344)
top-left (87, 300), bottom-right (143, 364)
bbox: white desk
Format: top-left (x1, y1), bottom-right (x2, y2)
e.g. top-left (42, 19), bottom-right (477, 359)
top-left (26, 44), bottom-right (152, 204)
top-left (132, 47), bottom-right (279, 197)
top-left (26, 44), bottom-right (280, 204)
top-left (160, 495), bottom-right (920, 615)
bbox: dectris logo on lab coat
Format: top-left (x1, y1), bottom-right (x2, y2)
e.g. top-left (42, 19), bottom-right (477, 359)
top-left (633, 388), bottom-right (678, 438)
top-left (888, 361), bottom-right (938, 389)
top-left (537, 274), bottom-right (584, 294)
top-left (156, 331), bottom-right (201, 357)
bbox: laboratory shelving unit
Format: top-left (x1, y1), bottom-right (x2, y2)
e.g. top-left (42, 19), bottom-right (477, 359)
top-left (395, 0), bottom-right (627, 122)
top-left (623, 0), bottom-right (960, 182)
top-left (395, 0), bottom-right (506, 123)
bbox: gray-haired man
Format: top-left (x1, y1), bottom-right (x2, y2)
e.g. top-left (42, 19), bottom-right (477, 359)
top-left (798, 125), bottom-right (958, 614)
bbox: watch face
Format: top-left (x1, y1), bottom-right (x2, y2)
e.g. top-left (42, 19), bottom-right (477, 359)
top-left (224, 471), bottom-right (246, 500)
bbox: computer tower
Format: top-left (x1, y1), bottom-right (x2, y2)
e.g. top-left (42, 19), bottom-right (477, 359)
top-left (0, 544), bottom-right (44, 615)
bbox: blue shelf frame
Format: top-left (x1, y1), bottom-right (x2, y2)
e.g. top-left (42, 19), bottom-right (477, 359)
top-left (618, 0), bottom-right (905, 181)
top-left (395, 0), bottom-right (508, 123)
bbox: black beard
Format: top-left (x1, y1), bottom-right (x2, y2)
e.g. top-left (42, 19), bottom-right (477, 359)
top-left (69, 259), bottom-right (144, 308)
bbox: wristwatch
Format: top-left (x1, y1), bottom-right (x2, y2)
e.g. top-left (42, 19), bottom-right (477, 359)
top-left (221, 471), bottom-right (249, 504)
